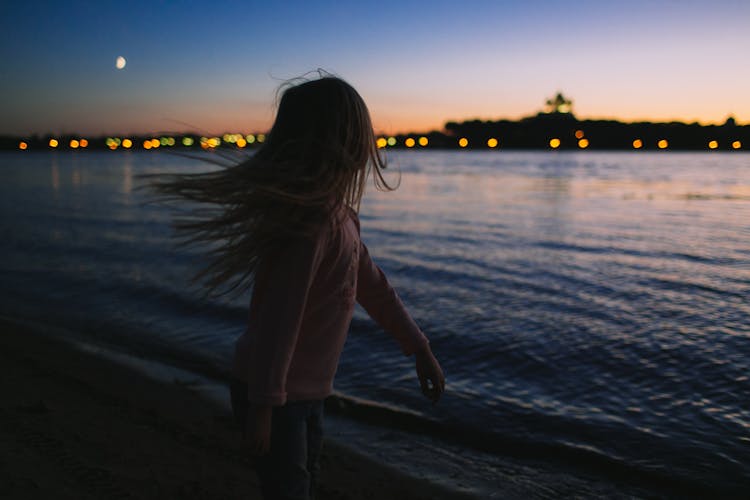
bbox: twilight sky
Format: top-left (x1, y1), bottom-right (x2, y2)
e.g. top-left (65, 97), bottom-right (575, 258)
top-left (2, 0), bottom-right (749, 136)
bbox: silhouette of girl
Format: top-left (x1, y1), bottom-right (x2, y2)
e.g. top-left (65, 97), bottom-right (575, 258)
top-left (149, 74), bottom-right (445, 500)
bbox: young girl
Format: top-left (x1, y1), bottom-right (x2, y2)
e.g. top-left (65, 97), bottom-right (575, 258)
top-left (150, 75), bottom-right (444, 500)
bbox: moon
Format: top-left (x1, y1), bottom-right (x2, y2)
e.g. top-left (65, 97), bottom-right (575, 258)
top-left (116, 56), bottom-right (126, 70)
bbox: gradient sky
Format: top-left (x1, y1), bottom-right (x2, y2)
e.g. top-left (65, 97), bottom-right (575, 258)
top-left (2, 0), bottom-right (749, 136)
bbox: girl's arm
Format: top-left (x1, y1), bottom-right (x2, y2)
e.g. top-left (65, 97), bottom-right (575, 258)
top-left (356, 241), bottom-right (445, 402)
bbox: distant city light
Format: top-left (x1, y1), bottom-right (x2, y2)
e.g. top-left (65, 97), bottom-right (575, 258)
top-left (387, 137), bottom-right (396, 146)
top-left (376, 137), bottom-right (387, 148)
top-left (732, 140), bottom-right (742, 149)
top-left (79, 139), bottom-right (88, 148)
top-left (575, 130), bottom-right (585, 139)
top-left (236, 137), bottom-right (247, 148)
top-left (49, 139), bottom-right (58, 148)
top-left (257, 134), bottom-right (265, 143)
top-left (245, 134), bottom-right (255, 144)
top-left (122, 139), bottom-right (133, 148)
top-left (182, 137), bottom-right (194, 146)
top-left (223, 133), bottom-right (234, 143)
top-left (633, 139), bottom-right (643, 149)
top-left (70, 139), bottom-right (80, 149)
top-left (418, 136), bottom-right (428, 147)
top-left (487, 138), bottom-right (498, 148)
top-left (458, 138), bottom-right (468, 148)
top-left (658, 139), bottom-right (668, 149)
top-left (19, 141), bottom-right (28, 150)
top-left (578, 138), bottom-right (589, 149)
top-left (150, 138), bottom-right (160, 148)
top-left (708, 140), bottom-right (718, 149)
top-left (143, 140), bottom-right (152, 150)
top-left (549, 138), bottom-right (561, 149)
top-left (405, 137), bottom-right (415, 148)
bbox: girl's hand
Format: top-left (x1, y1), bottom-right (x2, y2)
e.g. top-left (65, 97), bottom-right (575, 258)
top-left (242, 405), bottom-right (273, 456)
top-left (415, 345), bottom-right (445, 404)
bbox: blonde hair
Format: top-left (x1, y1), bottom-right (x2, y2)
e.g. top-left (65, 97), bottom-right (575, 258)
top-left (145, 75), bottom-right (396, 297)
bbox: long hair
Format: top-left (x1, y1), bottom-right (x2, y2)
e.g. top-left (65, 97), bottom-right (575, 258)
top-left (144, 75), bottom-right (396, 298)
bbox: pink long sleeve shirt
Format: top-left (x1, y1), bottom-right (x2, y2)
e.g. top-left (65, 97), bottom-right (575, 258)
top-left (231, 207), bottom-right (429, 406)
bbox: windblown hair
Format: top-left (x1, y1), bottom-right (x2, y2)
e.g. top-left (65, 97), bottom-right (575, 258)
top-left (145, 75), bottom-right (396, 298)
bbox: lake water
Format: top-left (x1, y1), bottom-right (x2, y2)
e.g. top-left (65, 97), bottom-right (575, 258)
top-left (1, 150), bottom-right (749, 495)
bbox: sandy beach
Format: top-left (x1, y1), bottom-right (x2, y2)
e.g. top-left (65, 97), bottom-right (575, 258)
top-left (0, 317), bottom-right (478, 499)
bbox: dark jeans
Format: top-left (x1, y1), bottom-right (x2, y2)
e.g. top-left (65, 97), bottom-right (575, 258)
top-left (230, 379), bottom-right (324, 500)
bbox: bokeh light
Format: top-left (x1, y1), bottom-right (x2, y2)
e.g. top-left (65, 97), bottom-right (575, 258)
top-left (387, 137), bottom-right (396, 146)
top-left (575, 130), bottom-right (585, 139)
top-left (578, 138), bottom-right (589, 149)
top-left (549, 138), bottom-right (561, 149)
top-left (458, 137), bottom-right (468, 148)
top-left (487, 138), bottom-right (498, 148)
top-left (236, 137), bottom-right (247, 148)
top-left (122, 139), bottom-right (133, 149)
top-left (70, 139), bottom-right (80, 149)
top-left (79, 139), bottom-right (88, 148)
top-left (633, 139), bottom-right (643, 149)
top-left (708, 140), bottom-right (718, 149)
top-left (143, 140), bottom-right (152, 150)
top-left (418, 136), bottom-right (428, 147)
top-left (257, 134), bottom-right (265, 143)
top-left (245, 134), bottom-right (255, 144)
top-left (405, 137), bottom-right (415, 148)
top-left (732, 140), bottom-right (742, 149)
top-left (49, 139), bottom-right (58, 148)
top-left (19, 141), bottom-right (28, 150)
top-left (376, 137), bottom-right (387, 148)
top-left (658, 139), bottom-right (668, 149)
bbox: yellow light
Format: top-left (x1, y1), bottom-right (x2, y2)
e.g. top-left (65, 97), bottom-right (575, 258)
top-left (549, 138), bottom-right (561, 149)
top-left (49, 139), bottom-right (58, 148)
top-left (632, 139), bottom-right (642, 149)
top-left (257, 134), bottom-right (265, 143)
top-left (376, 137), bottom-right (387, 148)
top-left (458, 137), bottom-right (468, 148)
top-left (150, 138), bottom-right (160, 148)
top-left (236, 137), bottom-right (247, 148)
top-left (143, 140), bottom-right (152, 150)
top-left (708, 140), bottom-right (718, 150)
top-left (405, 137), bottom-right (416, 148)
top-left (106, 138), bottom-right (115, 147)
top-left (207, 137), bottom-right (220, 148)
top-left (182, 137), bottom-right (194, 146)
top-left (387, 137), bottom-right (396, 146)
top-left (575, 130), bottom-right (584, 139)
top-left (418, 136), bottom-right (428, 147)
top-left (487, 138), bottom-right (498, 148)
top-left (246, 134), bottom-right (256, 144)
top-left (732, 140), bottom-right (742, 149)
top-left (70, 139), bottom-right (80, 149)
top-left (79, 139), bottom-right (88, 148)
top-left (19, 141), bottom-right (28, 150)
top-left (122, 139), bottom-right (132, 149)
top-left (223, 133), bottom-right (234, 143)
top-left (578, 138), bottom-right (589, 149)
top-left (658, 139), bottom-right (668, 149)
top-left (109, 144), bottom-right (118, 150)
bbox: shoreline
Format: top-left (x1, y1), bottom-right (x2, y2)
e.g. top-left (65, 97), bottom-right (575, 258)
top-left (1, 315), bottom-right (665, 499)
top-left (0, 317), bottom-right (473, 499)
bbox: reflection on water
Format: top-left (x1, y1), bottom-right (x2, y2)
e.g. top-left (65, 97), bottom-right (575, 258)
top-left (1, 150), bottom-right (749, 493)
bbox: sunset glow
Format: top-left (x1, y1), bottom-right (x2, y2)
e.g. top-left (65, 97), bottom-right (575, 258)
top-left (2, 1), bottom-right (749, 135)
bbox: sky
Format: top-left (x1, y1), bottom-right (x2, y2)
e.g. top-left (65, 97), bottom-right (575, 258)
top-left (1, 0), bottom-right (749, 136)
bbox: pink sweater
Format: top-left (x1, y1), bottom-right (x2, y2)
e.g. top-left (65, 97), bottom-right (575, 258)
top-left (231, 207), bottom-right (429, 406)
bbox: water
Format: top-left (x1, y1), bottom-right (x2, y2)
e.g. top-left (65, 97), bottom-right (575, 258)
top-left (1, 150), bottom-right (749, 494)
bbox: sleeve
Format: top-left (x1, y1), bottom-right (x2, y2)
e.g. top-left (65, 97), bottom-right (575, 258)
top-left (245, 233), bottom-right (325, 406)
top-left (356, 240), bottom-right (430, 356)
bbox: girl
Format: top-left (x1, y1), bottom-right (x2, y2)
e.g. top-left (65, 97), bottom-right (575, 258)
top-left (150, 75), bottom-right (444, 500)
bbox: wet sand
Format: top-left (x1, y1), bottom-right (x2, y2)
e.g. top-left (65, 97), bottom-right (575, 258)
top-left (0, 317), bottom-right (472, 499)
